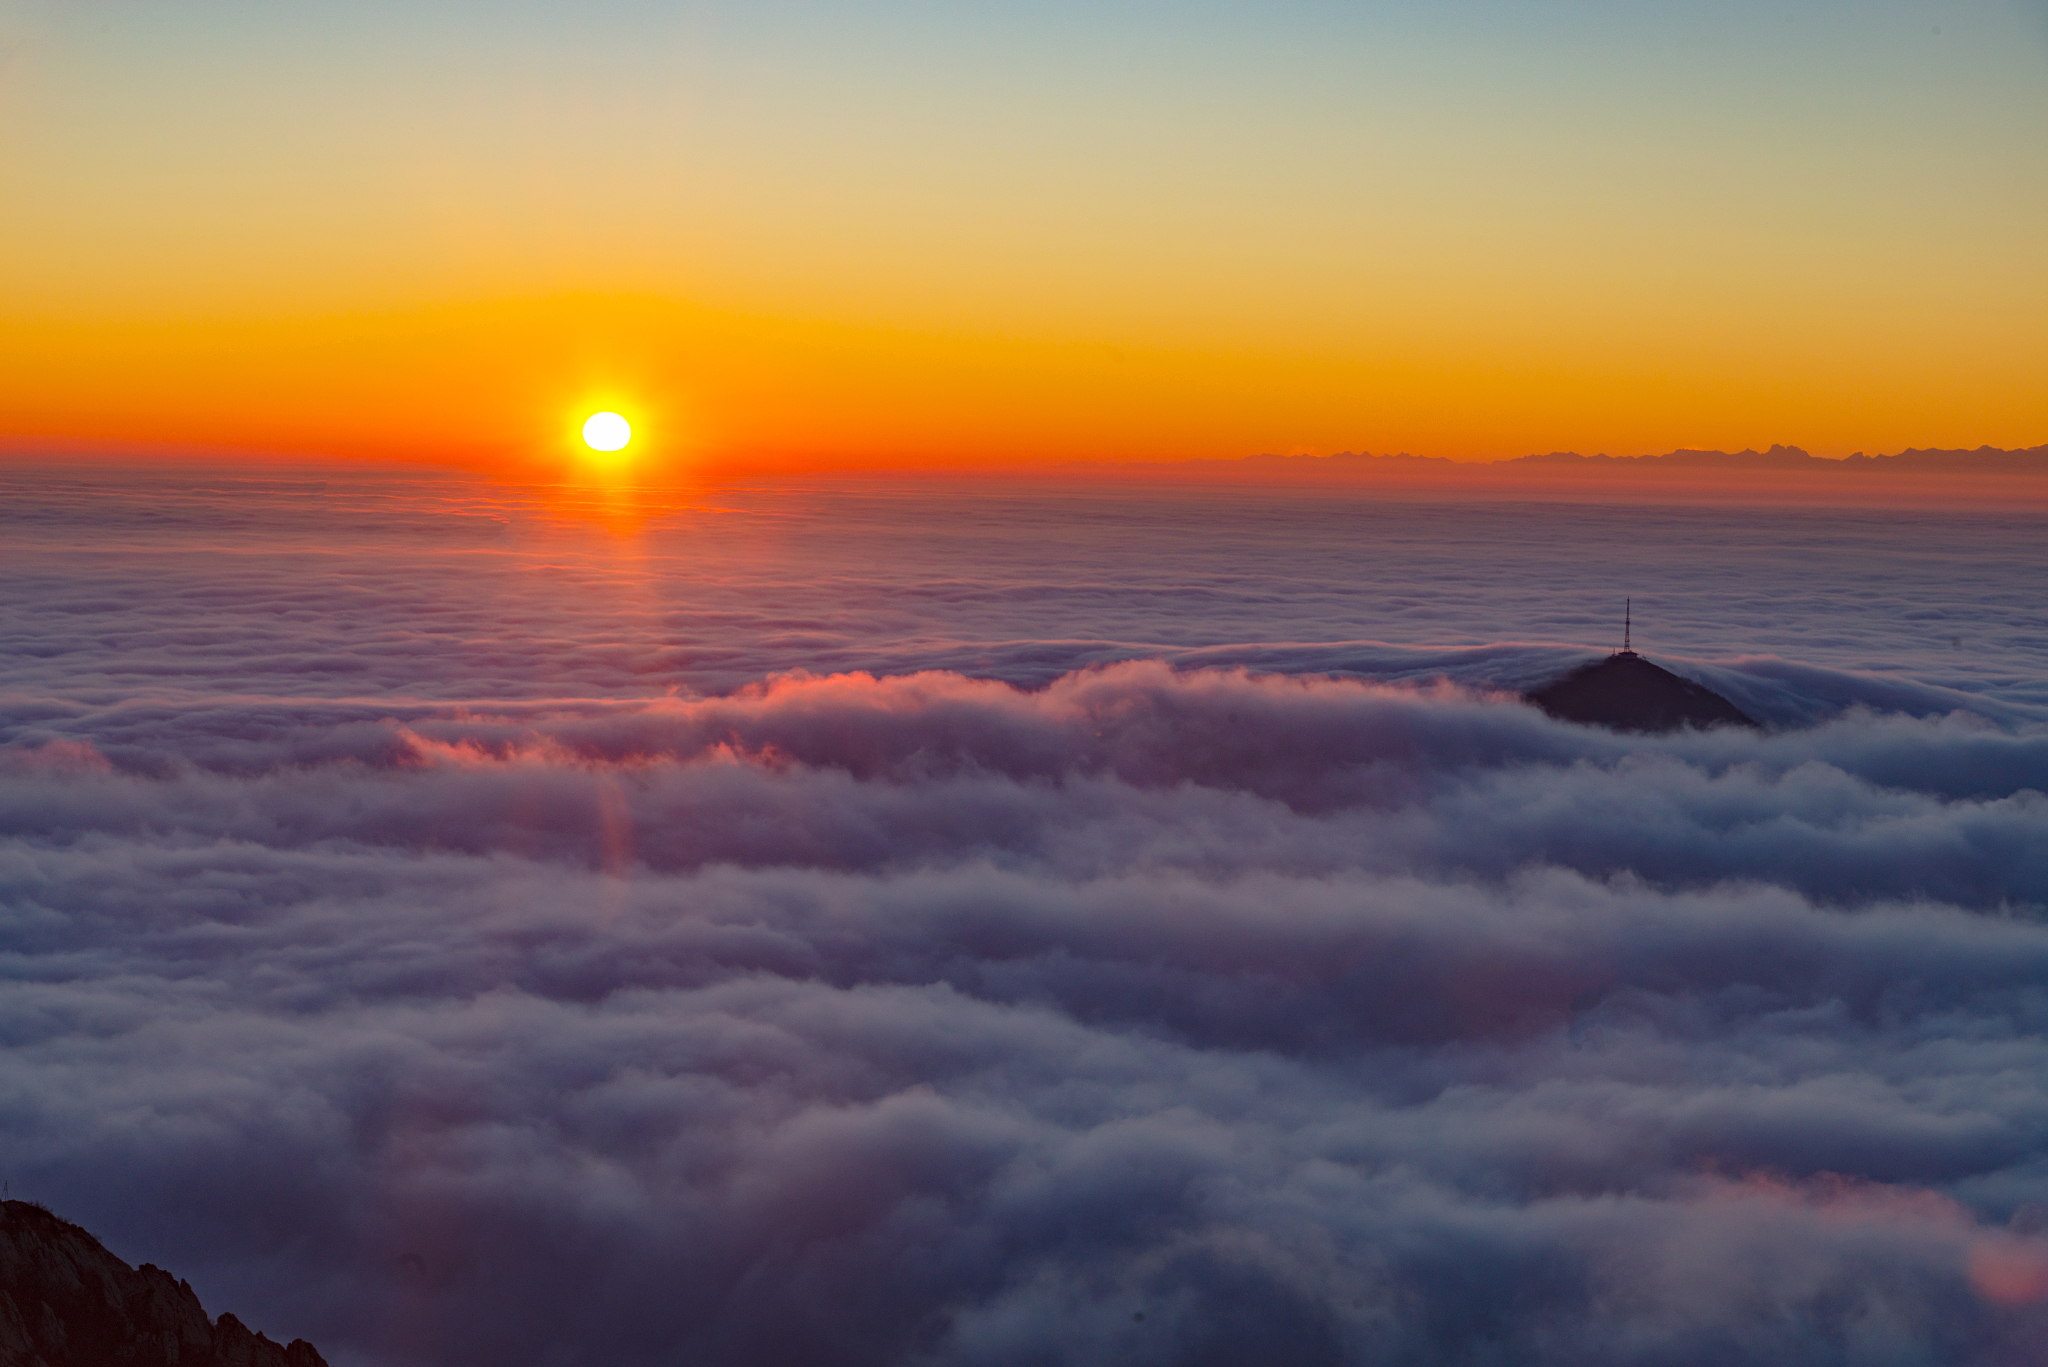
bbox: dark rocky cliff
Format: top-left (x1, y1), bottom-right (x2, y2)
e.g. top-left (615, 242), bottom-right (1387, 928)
top-left (0, 1201), bottom-right (326, 1367)
top-left (1526, 652), bottom-right (1758, 733)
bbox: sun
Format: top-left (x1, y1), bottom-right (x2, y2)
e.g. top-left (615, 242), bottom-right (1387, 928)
top-left (582, 411), bottom-right (631, 452)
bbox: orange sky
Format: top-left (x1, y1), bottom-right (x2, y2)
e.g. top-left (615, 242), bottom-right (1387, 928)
top-left (3, 1), bottom-right (2044, 476)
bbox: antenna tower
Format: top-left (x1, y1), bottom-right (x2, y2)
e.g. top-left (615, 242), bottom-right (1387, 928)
top-left (1625, 598), bottom-right (1631, 654)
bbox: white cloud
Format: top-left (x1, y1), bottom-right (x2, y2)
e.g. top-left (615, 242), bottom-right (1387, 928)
top-left (4, 468), bottom-right (2047, 1364)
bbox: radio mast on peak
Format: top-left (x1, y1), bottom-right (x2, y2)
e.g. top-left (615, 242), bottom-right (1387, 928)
top-left (1616, 598), bottom-right (1636, 657)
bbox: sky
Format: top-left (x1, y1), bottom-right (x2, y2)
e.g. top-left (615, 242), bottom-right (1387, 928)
top-left (4, 0), bottom-right (2046, 470)
top-left (4, 466), bottom-right (2048, 1365)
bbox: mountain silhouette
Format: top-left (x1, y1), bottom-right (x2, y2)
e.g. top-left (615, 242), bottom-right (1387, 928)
top-left (1526, 651), bottom-right (1758, 733)
top-left (0, 1200), bottom-right (326, 1367)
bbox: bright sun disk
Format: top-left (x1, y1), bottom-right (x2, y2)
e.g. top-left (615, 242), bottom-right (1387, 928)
top-left (582, 412), bottom-right (631, 452)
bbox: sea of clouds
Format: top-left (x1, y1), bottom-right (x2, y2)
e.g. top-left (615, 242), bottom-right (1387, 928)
top-left (3, 464), bottom-right (2047, 1365)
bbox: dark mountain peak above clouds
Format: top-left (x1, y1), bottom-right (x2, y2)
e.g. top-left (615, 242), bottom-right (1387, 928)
top-left (1526, 652), bottom-right (1759, 733)
top-left (0, 1201), bottom-right (326, 1367)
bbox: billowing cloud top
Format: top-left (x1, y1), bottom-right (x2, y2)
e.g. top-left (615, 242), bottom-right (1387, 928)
top-left (3, 465), bottom-right (2047, 1365)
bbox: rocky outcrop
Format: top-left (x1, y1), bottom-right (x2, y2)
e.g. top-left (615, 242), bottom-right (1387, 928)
top-left (0, 1201), bottom-right (325, 1367)
top-left (1526, 651), bottom-right (1758, 734)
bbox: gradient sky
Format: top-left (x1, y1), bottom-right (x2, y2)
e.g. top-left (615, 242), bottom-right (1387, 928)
top-left (4, 0), bottom-right (2045, 470)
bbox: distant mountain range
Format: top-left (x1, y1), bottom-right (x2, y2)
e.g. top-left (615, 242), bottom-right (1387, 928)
top-left (1504, 444), bottom-right (2048, 472)
top-left (1231, 444), bottom-right (2048, 472)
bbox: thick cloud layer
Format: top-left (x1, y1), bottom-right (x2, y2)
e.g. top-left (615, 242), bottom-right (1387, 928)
top-left (3, 464), bottom-right (2047, 1366)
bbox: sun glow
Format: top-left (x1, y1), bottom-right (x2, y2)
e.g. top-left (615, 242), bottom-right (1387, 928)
top-left (583, 411), bottom-right (631, 452)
